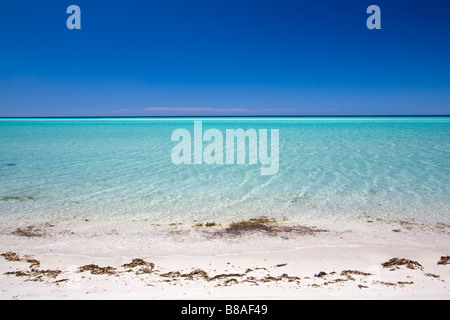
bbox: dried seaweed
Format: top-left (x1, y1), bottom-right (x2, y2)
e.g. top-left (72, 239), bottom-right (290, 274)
top-left (122, 259), bottom-right (155, 275)
top-left (437, 256), bottom-right (449, 265)
top-left (181, 269), bottom-right (210, 279)
top-left (160, 271), bottom-right (181, 278)
top-left (122, 259), bottom-right (154, 269)
top-left (314, 271), bottom-right (327, 278)
top-left (4, 268), bottom-right (61, 282)
top-left (378, 281), bottom-right (397, 287)
top-left (205, 222), bottom-right (217, 227)
top-left (1, 252), bottom-right (21, 262)
top-left (1, 252), bottom-right (41, 268)
top-left (223, 278), bottom-right (239, 286)
top-left (275, 263), bottom-right (287, 268)
top-left (192, 222), bottom-right (219, 228)
top-left (78, 264), bottom-right (116, 275)
top-left (381, 258), bottom-right (423, 270)
top-left (271, 274), bottom-right (301, 282)
top-left (324, 278), bottom-right (352, 286)
top-left (135, 267), bottom-right (154, 275)
top-left (358, 285), bottom-right (369, 289)
top-left (340, 270), bottom-right (372, 276)
top-left (425, 273), bottom-right (440, 278)
top-left (25, 258), bottom-right (41, 268)
top-left (208, 272), bottom-right (245, 281)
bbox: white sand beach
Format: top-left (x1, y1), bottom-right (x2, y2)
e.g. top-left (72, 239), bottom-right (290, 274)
top-left (0, 217), bottom-right (449, 299)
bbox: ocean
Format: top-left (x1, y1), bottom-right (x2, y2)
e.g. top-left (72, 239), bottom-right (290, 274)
top-left (1, 117), bottom-right (449, 226)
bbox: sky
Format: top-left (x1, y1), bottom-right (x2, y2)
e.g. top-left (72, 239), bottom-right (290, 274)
top-left (0, 0), bottom-right (449, 117)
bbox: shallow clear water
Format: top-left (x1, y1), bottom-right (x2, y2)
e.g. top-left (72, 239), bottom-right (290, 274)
top-left (0, 117), bottom-right (449, 225)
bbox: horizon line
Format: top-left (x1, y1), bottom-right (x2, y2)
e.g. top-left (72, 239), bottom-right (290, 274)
top-left (0, 115), bottom-right (449, 119)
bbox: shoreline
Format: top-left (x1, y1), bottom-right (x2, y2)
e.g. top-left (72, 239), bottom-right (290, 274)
top-left (1, 217), bottom-right (449, 299)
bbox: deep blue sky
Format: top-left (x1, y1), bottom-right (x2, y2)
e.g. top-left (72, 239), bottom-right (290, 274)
top-left (0, 0), bottom-right (449, 116)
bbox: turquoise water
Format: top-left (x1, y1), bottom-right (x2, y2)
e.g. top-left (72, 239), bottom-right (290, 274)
top-left (0, 117), bottom-right (449, 225)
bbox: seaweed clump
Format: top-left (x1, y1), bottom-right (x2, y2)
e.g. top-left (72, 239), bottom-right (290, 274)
top-left (10, 224), bottom-right (54, 238)
top-left (226, 218), bottom-right (276, 234)
top-left (340, 270), bottom-right (372, 276)
top-left (381, 258), bottom-right (423, 270)
top-left (216, 217), bottom-right (325, 237)
top-left (4, 269), bottom-right (61, 282)
top-left (1, 195), bottom-right (35, 201)
top-left (122, 259), bottom-right (155, 274)
top-left (205, 222), bottom-right (217, 227)
top-left (78, 264), bottom-right (116, 275)
top-left (122, 259), bottom-right (153, 268)
top-left (437, 256), bottom-right (450, 265)
top-left (11, 226), bottom-right (46, 238)
top-left (1, 252), bottom-right (41, 268)
top-left (160, 269), bottom-right (210, 280)
top-left (1, 252), bottom-right (21, 262)
top-left (160, 269), bottom-right (247, 282)
top-left (193, 222), bottom-right (219, 227)
top-left (314, 271), bottom-right (327, 278)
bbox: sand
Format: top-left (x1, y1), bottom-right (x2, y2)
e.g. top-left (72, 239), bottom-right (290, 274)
top-left (0, 217), bottom-right (449, 300)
